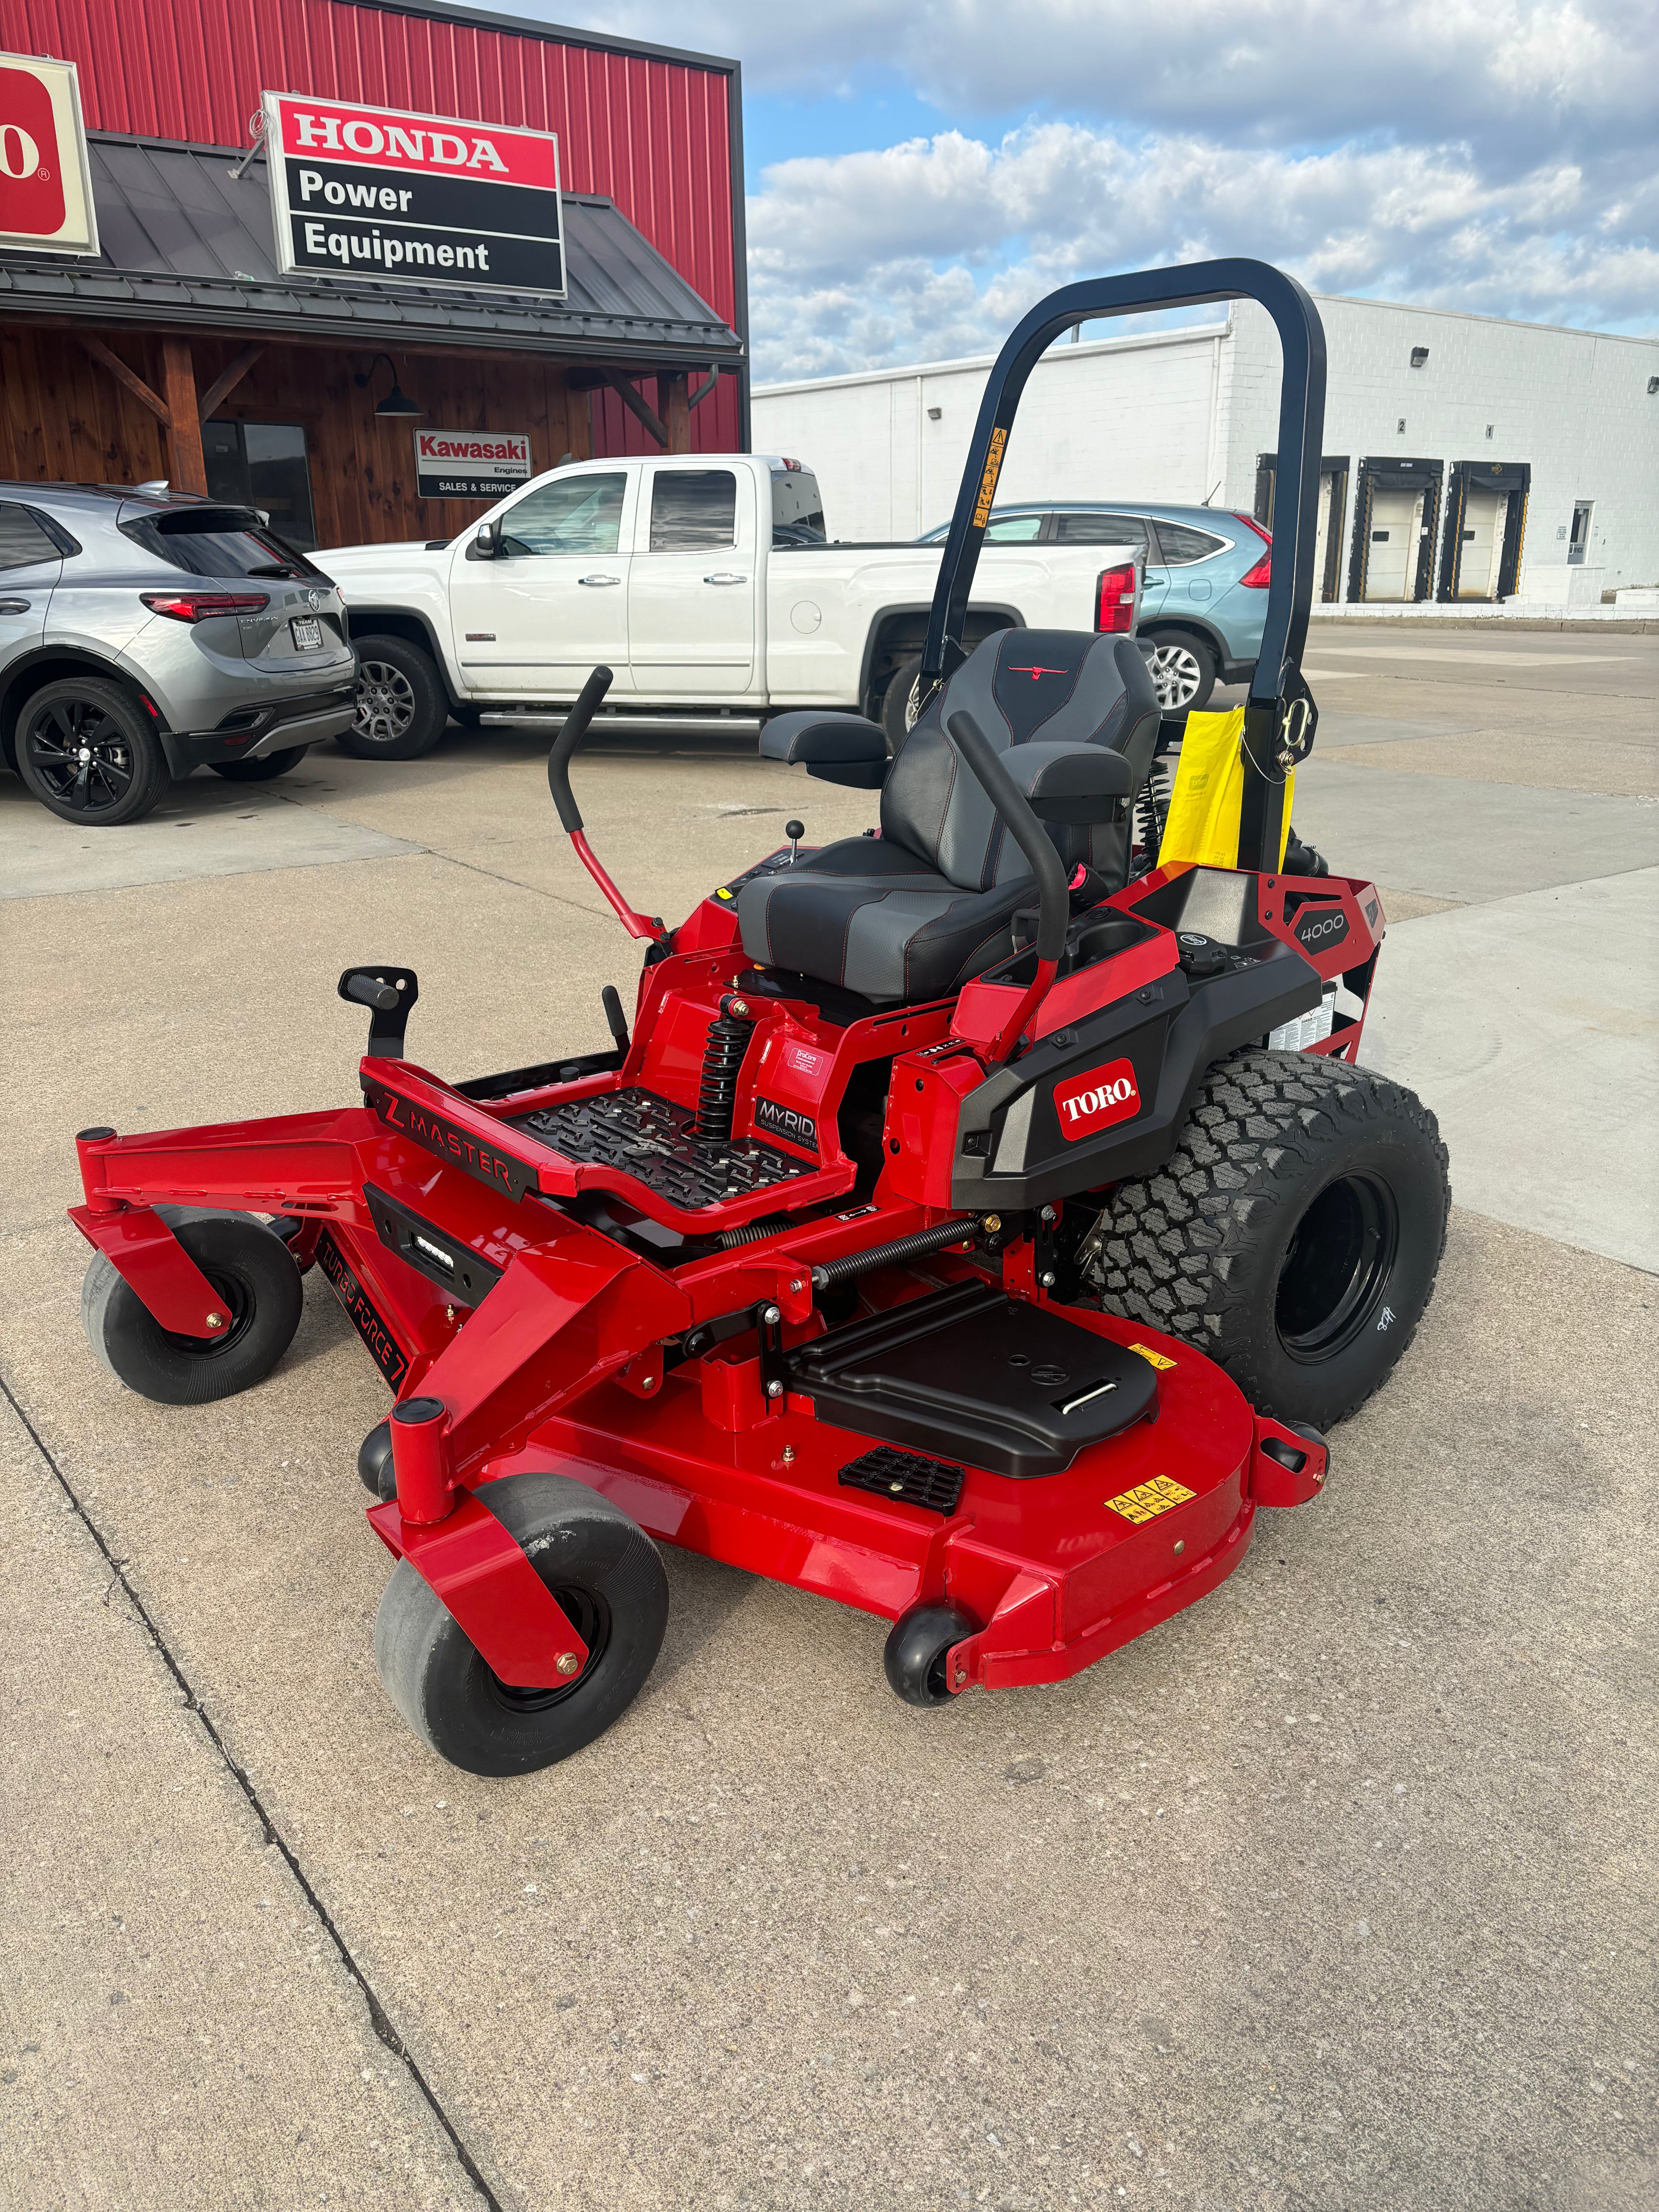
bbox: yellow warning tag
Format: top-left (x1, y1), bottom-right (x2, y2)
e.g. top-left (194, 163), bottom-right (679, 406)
top-left (1129, 1343), bottom-right (1177, 1370)
top-left (715, 887), bottom-right (733, 900)
top-left (1106, 1475), bottom-right (1196, 1523)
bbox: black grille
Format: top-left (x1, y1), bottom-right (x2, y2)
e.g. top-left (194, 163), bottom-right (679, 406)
top-left (838, 1445), bottom-right (965, 1515)
top-left (512, 1087), bottom-right (816, 1212)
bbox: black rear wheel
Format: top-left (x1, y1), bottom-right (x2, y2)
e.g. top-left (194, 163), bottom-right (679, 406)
top-left (210, 747), bottom-right (307, 781)
top-left (373, 1472), bottom-right (668, 1776)
top-left (17, 677), bottom-right (168, 826)
top-left (1082, 1050), bottom-right (1449, 1428)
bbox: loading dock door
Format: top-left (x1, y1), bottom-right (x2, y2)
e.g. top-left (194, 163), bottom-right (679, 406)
top-left (1363, 491), bottom-right (1424, 601)
top-left (1253, 454), bottom-right (1349, 602)
top-left (1457, 491), bottom-right (1509, 599)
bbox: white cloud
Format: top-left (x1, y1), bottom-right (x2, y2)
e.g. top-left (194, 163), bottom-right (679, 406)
top-left (747, 123), bottom-right (1656, 379)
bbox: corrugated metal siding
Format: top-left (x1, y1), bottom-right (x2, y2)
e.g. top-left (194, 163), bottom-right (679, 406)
top-left (0, 0), bottom-right (737, 335)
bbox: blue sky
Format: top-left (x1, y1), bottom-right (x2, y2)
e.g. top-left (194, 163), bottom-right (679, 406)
top-left (539, 0), bottom-right (1658, 381)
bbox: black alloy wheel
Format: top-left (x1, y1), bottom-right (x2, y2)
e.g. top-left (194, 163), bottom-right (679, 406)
top-left (16, 677), bottom-right (168, 826)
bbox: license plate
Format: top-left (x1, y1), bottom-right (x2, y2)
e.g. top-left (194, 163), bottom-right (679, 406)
top-left (290, 616), bottom-right (323, 651)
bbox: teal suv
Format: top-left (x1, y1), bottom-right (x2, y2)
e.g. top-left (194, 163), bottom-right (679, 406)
top-left (920, 501), bottom-right (1272, 711)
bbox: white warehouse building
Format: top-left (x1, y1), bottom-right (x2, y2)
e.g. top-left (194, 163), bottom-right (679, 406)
top-left (752, 295), bottom-right (1659, 611)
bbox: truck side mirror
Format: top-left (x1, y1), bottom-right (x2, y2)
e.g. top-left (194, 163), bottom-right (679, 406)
top-left (471, 519), bottom-right (501, 561)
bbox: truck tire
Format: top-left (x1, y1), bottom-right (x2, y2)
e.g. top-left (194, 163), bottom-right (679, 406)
top-left (341, 635), bottom-right (448, 760)
top-left (1080, 1049), bottom-right (1449, 1429)
top-left (880, 654), bottom-right (926, 754)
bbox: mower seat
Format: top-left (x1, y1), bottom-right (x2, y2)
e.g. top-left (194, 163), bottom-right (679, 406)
top-left (739, 627), bottom-right (1159, 1003)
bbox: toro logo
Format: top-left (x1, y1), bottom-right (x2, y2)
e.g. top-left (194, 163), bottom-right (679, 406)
top-left (1053, 1058), bottom-right (1141, 1141)
top-left (1292, 904), bottom-right (1350, 954)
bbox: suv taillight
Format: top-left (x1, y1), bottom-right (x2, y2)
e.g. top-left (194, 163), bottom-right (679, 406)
top-left (1233, 513), bottom-right (1272, 587)
top-left (1095, 562), bottom-right (1137, 632)
top-left (141, 591), bottom-right (270, 622)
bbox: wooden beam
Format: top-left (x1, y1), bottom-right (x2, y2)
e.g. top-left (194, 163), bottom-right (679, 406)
top-left (198, 343), bottom-right (266, 422)
top-left (603, 368), bottom-right (668, 448)
top-left (161, 337), bottom-right (208, 496)
top-left (80, 335), bottom-right (171, 424)
top-left (661, 371), bottom-right (690, 453)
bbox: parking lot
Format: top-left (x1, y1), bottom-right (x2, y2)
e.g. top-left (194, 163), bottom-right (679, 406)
top-left (3, 621), bottom-right (1656, 2210)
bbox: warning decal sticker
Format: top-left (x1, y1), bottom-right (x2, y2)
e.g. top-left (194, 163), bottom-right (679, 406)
top-left (1106, 1475), bottom-right (1196, 1523)
top-left (1128, 1342), bottom-right (1178, 1370)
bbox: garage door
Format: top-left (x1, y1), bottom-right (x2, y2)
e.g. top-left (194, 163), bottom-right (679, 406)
top-left (1457, 490), bottom-right (1509, 599)
top-left (1363, 491), bottom-right (1423, 601)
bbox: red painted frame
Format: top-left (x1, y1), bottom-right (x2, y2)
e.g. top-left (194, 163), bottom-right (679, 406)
top-left (65, 860), bottom-right (1366, 1700)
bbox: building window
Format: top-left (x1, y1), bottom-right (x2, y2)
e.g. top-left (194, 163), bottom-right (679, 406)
top-left (1568, 500), bottom-right (1594, 565)
top-left (203, 421), bottom-right (318, 551)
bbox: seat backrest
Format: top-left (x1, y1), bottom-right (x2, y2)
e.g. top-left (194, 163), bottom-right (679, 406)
top-left (880, 628), bottom-right (1160, 891)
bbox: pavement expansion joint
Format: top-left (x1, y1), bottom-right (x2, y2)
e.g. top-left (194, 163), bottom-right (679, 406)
top-left (0, 1366), bottom-right (503, 2212)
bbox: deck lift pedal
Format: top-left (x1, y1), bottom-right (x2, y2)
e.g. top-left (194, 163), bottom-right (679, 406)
top-left (69, 261), bottom-right (1448, 1774)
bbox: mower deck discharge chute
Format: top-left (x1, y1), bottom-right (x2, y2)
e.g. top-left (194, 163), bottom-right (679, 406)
top-left (69, 260), bottom-right (1448, 1776)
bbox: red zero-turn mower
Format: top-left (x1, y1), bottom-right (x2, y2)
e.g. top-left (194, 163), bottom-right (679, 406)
top-left (70, 263), bottom-right (1449, 1775)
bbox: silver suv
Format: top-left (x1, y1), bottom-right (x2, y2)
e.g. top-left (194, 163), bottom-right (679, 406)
top-left (0, 485), bottom-right (356, 826)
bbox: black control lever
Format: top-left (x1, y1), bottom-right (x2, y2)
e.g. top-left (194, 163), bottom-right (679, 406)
top-left (546, 665), bottom-right (613, 832)
top-left (601, 984), bottom-right (630, 1054)
top-left (785, 818), bottom-right (804, 863)
top-left (338, 965), bottom-right (419, 1058)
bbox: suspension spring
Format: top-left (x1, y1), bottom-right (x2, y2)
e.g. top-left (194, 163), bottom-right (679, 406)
top-left (695, 994), bottom-right (756, 1140)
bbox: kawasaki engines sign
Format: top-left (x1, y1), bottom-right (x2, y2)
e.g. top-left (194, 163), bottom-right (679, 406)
top-left (414, 430), bottom-right (532, 501)
top-left (262, 92), bottom-right (564, 299)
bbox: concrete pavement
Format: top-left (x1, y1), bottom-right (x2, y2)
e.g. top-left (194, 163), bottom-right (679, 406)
top-left (1, 623), bottom-right (1654, 2210)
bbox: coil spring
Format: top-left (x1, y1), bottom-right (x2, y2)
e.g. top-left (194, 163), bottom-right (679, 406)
top-left (1133, 754), bottom-right (1176, 875)
top-left (695, 996), bottom-right (756, 1140)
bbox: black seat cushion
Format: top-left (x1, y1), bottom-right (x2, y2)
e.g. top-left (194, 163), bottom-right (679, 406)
top-left (739, 627), bottom-right (1159, 1003)
top-left (737, 836), bottom-right (1032, 1003)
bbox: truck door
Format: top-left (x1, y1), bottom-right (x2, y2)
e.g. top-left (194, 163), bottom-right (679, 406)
top-left (448, 469), bottom-right (634, 697)
top-left (628, 465), bottom-right (757, 697)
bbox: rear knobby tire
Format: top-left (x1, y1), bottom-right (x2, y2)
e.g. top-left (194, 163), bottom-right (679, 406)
top-left (80, 1207), bottom-right (304, 1405)
top-left (373, 1472), bottom-right (668, 1777)
top-left (1083, 1049), bottom-right (1449, 1429)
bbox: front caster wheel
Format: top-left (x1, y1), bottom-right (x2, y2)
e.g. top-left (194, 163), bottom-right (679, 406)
top-left (883, 1603), bottom-right (977, 1707)
top-left (373, 1472), bottom-right (668, 1777)
top-left (81, 1207), bottom-right (303, 1405)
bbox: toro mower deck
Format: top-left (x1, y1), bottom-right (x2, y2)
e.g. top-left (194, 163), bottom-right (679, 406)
top-left (68, 260), bottom-right (1448, 1775)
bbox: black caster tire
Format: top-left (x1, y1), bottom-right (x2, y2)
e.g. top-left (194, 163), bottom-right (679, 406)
top-left (210, 747), bottom-right (307, 781)
top-left (373, 1472), bottom-right (668, 1777)
top-left (340, 635), bottom-right (448, 760)
top-left (16, 676), bottom-right (170, 826)
top-left (883, 1602), bottom-right (977, 1707)
top-left (81, 1207), bottom-right (304, 1405)
top-left (358, 1419), bottom-right (396, 1501)
top-left (1084, 1049), bottom-right (1450, 1429)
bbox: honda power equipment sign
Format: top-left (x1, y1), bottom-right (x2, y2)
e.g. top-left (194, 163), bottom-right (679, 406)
top-left (0, 53), bottom-right (99, 258)
top-left (414, 429), bottom-right (532, 500)
top-left (262, 92), bottom-right (564, 299)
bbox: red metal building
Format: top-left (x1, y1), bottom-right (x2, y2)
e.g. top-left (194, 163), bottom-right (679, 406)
top-left (0, 0), bottom-right (747, 544)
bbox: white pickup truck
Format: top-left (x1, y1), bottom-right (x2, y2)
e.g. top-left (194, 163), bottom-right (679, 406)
top-left (315, 453), bottom-right (1142, 759)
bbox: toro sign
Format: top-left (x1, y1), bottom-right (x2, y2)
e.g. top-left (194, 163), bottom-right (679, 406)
top-left (0, 53), bottom-right (99, 258)
top-left (415, 429), bottom-right (532, 501)
top-left (262, 92), bottom-right (564, 299)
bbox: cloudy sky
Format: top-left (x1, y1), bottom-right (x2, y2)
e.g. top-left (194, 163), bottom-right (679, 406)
top-left (549, 0), bottom-right (1657, 381)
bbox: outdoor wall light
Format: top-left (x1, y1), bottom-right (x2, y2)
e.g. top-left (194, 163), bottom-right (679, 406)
top-left (1410, 346), bottom-right (1429, 367)
top-left (356, 354), bottom-right (422, 417)
top-left (1649, 376), bottom-right (1659, 395)
top-left (927, 406), bottom-right (943, 420)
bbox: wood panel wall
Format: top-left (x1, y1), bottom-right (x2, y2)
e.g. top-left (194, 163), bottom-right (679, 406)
top-left (0, 324), bottom-right (591, 548)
